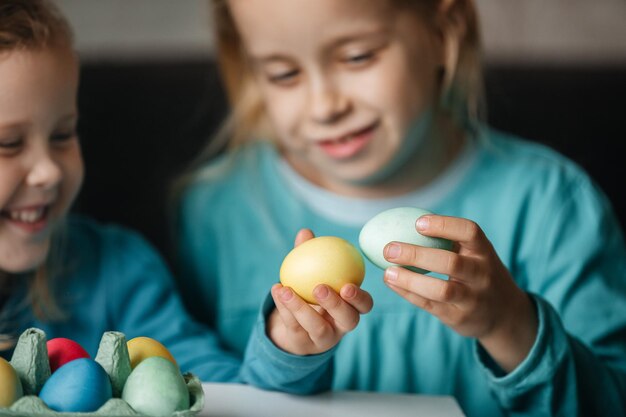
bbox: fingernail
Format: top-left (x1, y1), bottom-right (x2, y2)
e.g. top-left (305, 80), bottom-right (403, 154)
top-left (385, 243), bottom-right (401, 259)
top-left (416, 216), bottom-right (429, 231)
top-left (280, 287), bottom-right (293, 302)
top-left (342, 284), bottom-right (357, 299)
top-left (314, 285), bottom-right (329, 300)
top-left (385, 268), bottom-right (398, 282)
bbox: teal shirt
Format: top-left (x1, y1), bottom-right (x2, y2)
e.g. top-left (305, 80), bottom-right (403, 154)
top-left (177, 129), bottom-right (626, 416)
top-left (1, 216), bottom-right (246, 382)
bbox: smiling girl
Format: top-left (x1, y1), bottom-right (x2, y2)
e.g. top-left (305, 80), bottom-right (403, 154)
top-left (0, 0), bottom-right (272, 383)
top-left (174, 0), bottom-right (626, 415)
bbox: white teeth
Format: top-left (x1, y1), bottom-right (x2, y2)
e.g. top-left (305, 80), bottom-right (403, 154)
top-left (8, 207), bottom-right (45, 223)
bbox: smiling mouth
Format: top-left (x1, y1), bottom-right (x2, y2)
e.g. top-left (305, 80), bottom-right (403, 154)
top-left (1, 205), bottom-right (50, 227)
top-left (317, 122), bottom-right (379, 159)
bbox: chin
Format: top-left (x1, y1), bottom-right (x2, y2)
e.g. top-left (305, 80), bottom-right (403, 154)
top-left (0, 246), bottom-right (49, 274)
top-left (341, 163), bottom-right (395, 186)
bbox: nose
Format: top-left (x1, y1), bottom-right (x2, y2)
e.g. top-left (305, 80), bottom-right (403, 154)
top-left (26, 147), bottom-right (63, 190)
top-left (308, 76), bottom-right (350, 124)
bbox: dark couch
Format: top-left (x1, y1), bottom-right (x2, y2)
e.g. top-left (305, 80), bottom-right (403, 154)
top-left (74, 60), bottom-right (626, 264)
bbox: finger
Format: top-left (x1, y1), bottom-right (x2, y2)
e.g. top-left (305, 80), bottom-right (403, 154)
top-left (270, 284), bottom-right (305, 332)
top-left (384, 266), bottom-right (468, 304)
top-left (416, 215), bottom-right (489, 252)
top-left (339, 284), bottom-right (373, 314)
top-left (384, 242), bottom-right (479, 280)
top-left (385, 281), bottom-right (450, 316)
top-left (277, 285), bottom-right (336, 346)
top-left (294, 228), bottom-right (315, 247)
top-left (313, 285), bottom-right (360, 332)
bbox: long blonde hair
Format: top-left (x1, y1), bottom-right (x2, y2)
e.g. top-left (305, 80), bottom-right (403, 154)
top-left (208, 0), bottom-right (483, 150)
top-left (0, 0), bottom-right (74, 321)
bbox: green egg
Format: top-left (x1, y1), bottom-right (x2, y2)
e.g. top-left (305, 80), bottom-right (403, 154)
top-left (122, 356), bottom-right (189, 417)
top-left (359, 207), bottom-right (453, 274)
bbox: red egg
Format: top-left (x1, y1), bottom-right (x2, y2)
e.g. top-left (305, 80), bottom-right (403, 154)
top-left (47, 338), bottom-right (90, 372)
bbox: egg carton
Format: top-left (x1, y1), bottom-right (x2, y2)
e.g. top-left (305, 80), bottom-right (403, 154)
top-left (0, 328), bottom-right (204, 417)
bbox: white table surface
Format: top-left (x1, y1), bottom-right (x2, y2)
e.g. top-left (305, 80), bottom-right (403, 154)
top-left (200, 383), bottom-right (466, 417)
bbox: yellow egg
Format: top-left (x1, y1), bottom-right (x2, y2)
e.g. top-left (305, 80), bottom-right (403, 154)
top-left (127, 337), bottom-right (177, 369)
top-left (280, 236), bottom-right (365, 304)
top-left (0, 357), bottom-right (23, 407)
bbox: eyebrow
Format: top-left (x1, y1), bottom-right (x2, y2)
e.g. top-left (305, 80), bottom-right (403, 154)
top-left (57, 114), bottom-right (78, 124)
top-left (0, 114), bottom-right (77, 131)
top-left (326, 27), bottom-right (389, 49)
top-left (0, 121), bottom-right (29, 131)
top-left (249, 27), bottom-right (390, 65)
top-left (248, 53), bottom-right (292, 65)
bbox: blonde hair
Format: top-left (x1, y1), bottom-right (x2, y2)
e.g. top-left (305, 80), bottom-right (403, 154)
top-left (0, 0), bottom-right (74, 321)
top-left (207, 0), bottom-right (483, 151)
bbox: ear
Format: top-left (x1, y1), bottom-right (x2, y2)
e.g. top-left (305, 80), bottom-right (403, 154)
top-left (436, 0), bottom-right (468, 92)
top-left (439, 0), bottom-right (468, 33)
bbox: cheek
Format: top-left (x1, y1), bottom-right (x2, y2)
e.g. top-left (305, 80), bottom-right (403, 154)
top-left (347, 63), bottom-right (433, 127)
top-left (263, 90), bottom-right (303, 139)
top-left (71, 155), bottom-right (85, 193)
top-left (391, 69), bottom-right (434, 118)
top-left (393, 20), bottom-right (443, 115)
top-left (387, 81), bottom-right (436, 146)
top-left (0, 167), bottom-right (20, 210)
top-left (59, 149), bottom-right (84, 204)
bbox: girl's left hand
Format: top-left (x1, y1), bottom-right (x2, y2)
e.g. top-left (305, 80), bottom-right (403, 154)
top-left (383, 214), bottom-right (537, 372)
top-left (267, 229), bottom-right (373, 356)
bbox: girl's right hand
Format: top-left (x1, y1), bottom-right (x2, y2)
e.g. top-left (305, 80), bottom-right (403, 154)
top-left (267, 229), bottom-right (373, 355)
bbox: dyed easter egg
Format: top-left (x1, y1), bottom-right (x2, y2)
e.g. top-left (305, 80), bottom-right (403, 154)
top-left (127, 337), bottom-right (176, 369)
top-left (47, 338), bottom-right (90, 372)
top-left (0, 357), bottom-right (23, 407)
top-left (280, 236), bottom-right (365, 304)
top-left (38, 358), bottom-right (112, 412)
top-left (359, 207), bottom-right (453, 274)
top-left (122, 356), bottom-right (189, 417)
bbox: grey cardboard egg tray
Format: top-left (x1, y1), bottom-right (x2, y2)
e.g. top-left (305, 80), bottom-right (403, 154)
top-left (0, 328), bottom-right (204, 417)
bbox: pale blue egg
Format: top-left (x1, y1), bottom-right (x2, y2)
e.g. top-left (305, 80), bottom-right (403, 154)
top-left (122, 356), bottom-right (189, 417)
top-left (359, 207), bottom-right (453, 273)
top-left (39, 358), bottom-right (112, 412)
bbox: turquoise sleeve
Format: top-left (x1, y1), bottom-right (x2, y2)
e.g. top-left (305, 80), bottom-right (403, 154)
top-left (476, 295), bottom-right (626, 416)
top-left (475, 175), bottom-right (626, 416)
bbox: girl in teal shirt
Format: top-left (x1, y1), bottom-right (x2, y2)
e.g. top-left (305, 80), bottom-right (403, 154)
top-left (0, 0), bottom-right (274, 385)
top-left (176, 0), bottom-right (626, 415)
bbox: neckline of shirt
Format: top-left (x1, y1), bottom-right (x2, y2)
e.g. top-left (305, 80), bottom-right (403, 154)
top-left (274, 138), bottom-right (480, 226)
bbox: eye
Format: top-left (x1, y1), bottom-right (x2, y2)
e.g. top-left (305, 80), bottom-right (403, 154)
top-left (0, 137), bottom-right (23, 156)
top-left (339, 40), bottom-right (388, 69)
top-left (50, 130), bottom-right (77, 144)
top-left (0, 138), bottom-right (23, 149)
top-left (259, 60), bottom-right (301, 87)
top-left (267, 68), bottom-right (301, 86)
top-left (344, 51), bottom-right (375, 65)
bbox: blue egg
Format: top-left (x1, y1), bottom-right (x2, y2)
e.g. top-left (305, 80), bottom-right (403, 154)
top-left (39, 358), bottom-right (112, 412)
